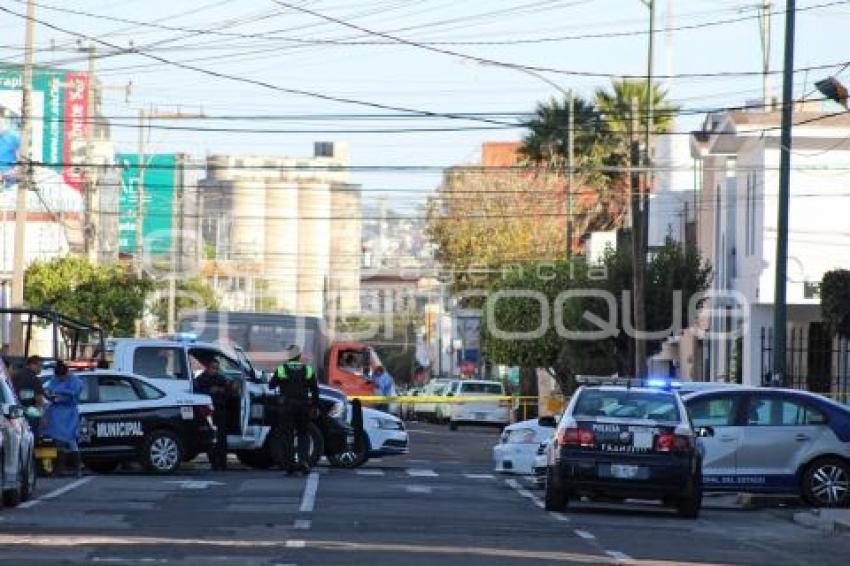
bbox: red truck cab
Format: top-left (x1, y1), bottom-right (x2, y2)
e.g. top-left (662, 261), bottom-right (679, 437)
top-left (326, 342), bottom-right (381, 397)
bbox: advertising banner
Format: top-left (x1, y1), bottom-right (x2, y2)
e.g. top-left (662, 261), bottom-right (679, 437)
top-left (116, 153), bottom-right (176, 255)
top-left (0, 65), bottom-right (89, 192)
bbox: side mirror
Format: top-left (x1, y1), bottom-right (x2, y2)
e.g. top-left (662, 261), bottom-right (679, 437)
top-left (5, 405), bottom-right (24, 419)
top-left (537, 415), bottom-right (557, 428)
top-left (696, 426), bottom-right (715, 438)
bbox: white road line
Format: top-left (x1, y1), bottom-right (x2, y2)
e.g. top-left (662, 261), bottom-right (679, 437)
top-left (464, 473), bottom-right (495, 480)
top-left (504, 478), bottom-right (521, 489)
top-left (19, 476), bottom-right (94, 509)
top-left (405, 485), bottom-right (433, 494)
top-left (299, 472), bottom-right (319, 513)
top-left (285, 540), bottom-right (306, 549)
top-left (406, 458), bottom-right (431, 463)
top-left (406, 468), bottom-right (438, 478)
top-left (549, 512), bottom-right (570, 522)
top-left (91, 559), bottom-right (168, 564)
top-left (605, 550), bottom-right (633, 562)
top-left (531, 499), bottom-right (545, 509)
top-left (574, 529), bottom-right (596, 540)
top-left (356, 469), bottom-right (385, 476)
top-left (517, 489), bottom-right (535, 498)
top-left (293, 519), bottom-right (311, 530)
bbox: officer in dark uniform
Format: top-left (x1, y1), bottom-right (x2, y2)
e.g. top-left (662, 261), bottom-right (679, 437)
top-left (195, 358), bottom-right (230, 470)
top-left (271, 344), bottom-right (319, 475)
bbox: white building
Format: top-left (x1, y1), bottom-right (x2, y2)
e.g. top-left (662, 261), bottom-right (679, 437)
top-left (686, 109), bottom-right (850, 392)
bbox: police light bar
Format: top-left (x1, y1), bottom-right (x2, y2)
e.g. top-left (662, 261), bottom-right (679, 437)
top-left (161, 332), bottom-right (198, 343)
top-left (645, 377), bottom-right (682, 391)
top-left (575, 375), bottom-right (641, 387)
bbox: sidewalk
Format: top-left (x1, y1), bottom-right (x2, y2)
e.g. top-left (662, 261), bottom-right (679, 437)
top-left (793, 508), bottom-right (850, 535)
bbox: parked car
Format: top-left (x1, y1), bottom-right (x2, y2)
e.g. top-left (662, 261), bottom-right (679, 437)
top-left (362, 406), bottom-right (409, 458)
top-left (544, 384), bottom-right (704, 518)
top-left (74, 371), bottom-right (216, 474)
top-left (0, 367), bottom-right (37, 506)
top-left (684, 387), bottom-right (850, 507)
top-left (413, 380), bottom-right (452, 423)
top-left (447, 380), bottom-right (510, 430)
top-left (493, 416), bottom-right (555, 475)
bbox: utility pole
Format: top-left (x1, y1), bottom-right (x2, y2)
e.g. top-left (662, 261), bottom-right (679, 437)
top-left (135, 108), bottom-right (146, 277)
top-left (759, 0), bottom-right (773, 107)
top-left (10, 0), bottom-right (36, 352)
top-left (630, 98), bottom-right (647, 380)
top-left (83, 44), bottom-right (99, 263)
top-left (566, 89), bottom-right (574, 260)
top-left (772, 0), bottom-right (796, 386)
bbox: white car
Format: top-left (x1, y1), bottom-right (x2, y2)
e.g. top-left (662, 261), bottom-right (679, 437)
top-left (1, 368), bottom-right (37, 507)
top-left (493, 417), bottom-right (555, 475)
top-left (447, 380), bottom-right (510, 430)
top-left (362, 406), bottom-right (409, 458)
top-left (413, 380), bottom-right (452, 422)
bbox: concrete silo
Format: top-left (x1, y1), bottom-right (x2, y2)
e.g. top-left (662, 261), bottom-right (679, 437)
top-left (329, 184), bottom-right (362, 315)
top-left (264, 178), bottom-right (299, 313)
top-left (297, 182), bottom-right (331, 316)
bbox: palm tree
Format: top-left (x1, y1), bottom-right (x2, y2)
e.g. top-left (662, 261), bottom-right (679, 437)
top-left (593, 79), bottom-right (680, 166)
top-left (519, 95), bottom-right (601, 165)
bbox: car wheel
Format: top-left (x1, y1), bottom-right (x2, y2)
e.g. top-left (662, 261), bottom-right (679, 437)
top-left (802, 457), bottom-right (850, 508)
top-left (235, 449), bottom-right (275, 469)
top-left (141, 430), bottom-right (183, 474)
top-left (449, 421), bottom-right (458, 431)
top-left (328, 430), bottom-right (369, 469)
top-left (2, 454), bottom-right (24, 508)
top-left (676, 476), bottom-right (703, 519)
top-left (85, 460), bottom-right (121, 474)
top-left (21, 452), bottom-right (36, 502)
top-left (544, 466), bottom-right (568, 512)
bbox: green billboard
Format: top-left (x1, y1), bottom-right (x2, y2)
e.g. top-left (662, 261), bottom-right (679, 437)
top-left (116, 153), bottom-right (176, 255)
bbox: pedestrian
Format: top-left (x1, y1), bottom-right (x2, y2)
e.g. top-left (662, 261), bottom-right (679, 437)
top-left (271, 344), bottom-right (319, 475)
top-left (11, 355), bottom-right (46, 436)
top-left (371, 365), bottom-right (393, 412)
top-left (43, 361), bottom-right (83, 477)
top-left (194, 358), bottom-right (230, 470)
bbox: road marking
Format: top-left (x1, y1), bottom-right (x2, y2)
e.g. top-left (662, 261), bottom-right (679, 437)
top-left (91, 559), bottom-right (168, 564)
top-left (293, 519), bottom-right (311, 530)
top-left (405, 485), bottom-right (433, 494)
top-left (517, 489), bottom-right (535, 498)
top-left (531, 499), bottom-right (545, 509)
top-left (356, 469), bottom-right (385, 476)
top-left (164, 480), bottom-right (224, 490)
top-left (549, 512), bottom-right (570, 522)
top-left (407, 468), bottom-right (438, 478)
top-left (464, 474), bottom-right (495, 480)
top-left (299, 472), bottom-right (319, 513)
top-left (406, 458), bottom-right (431, 463)
top-left (504, 478), bottom-right (521, 489)
top-left (574, 529), bottom-right (596, 540)
top-left (285, 540), bottom-right (306, 549)
top-left (370, 458), bottom-right (383, 463)
top-left (19, 476), bottom-right (94, 509)
top-left (605, 550), bottom-right (633, 562)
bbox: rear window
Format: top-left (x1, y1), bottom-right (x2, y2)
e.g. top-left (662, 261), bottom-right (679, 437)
top-left (573, 389), bottom-right (680, 422)
top-left (460, 382), bottom-right (503, 395)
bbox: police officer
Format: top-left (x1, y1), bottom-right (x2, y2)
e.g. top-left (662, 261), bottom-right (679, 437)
top-left (271, 344), bottom-right (319, 475)
top-left (195, 358), bottom-right (230, 471)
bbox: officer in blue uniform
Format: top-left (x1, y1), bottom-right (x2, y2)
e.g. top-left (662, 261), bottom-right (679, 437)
top-left (271, 345), bottom-right (319, 475)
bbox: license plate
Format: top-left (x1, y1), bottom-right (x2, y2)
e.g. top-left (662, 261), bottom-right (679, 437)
top-left (632, 431), bottom-right (654, 450)
top-left (35, 447), bottom-right (58, 459)
top-left (610, 464), bottom-right (641, 479)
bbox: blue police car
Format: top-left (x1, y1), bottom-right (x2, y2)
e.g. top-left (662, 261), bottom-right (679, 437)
top-left (684, 387), bottom-right (850, 507)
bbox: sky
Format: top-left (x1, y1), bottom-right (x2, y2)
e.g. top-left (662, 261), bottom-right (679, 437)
top-left (0, 0), bottom-right (848, 212)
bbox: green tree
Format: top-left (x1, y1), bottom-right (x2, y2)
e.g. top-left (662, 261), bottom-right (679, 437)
top-left (152, 277), bottom-right (219, 330)
top-left (25, 257), bottom-right (153, 336)
top-left (821, 269), bottom-right (850, 338)
top-left (482, 239), bottom-right (710, 394)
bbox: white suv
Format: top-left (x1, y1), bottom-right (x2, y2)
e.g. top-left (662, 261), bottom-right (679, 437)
top-left (447, 380), bottom-right (510, 430)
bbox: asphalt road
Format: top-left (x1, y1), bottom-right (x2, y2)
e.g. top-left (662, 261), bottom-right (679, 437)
top-left (2, 422), bottom-right (850, 565)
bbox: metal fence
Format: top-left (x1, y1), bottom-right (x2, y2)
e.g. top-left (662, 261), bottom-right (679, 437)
top-left (760, 326), bottom-right (850, 403)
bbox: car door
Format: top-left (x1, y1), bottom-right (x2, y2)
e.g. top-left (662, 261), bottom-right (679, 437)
top-left (80, 374), bottom-right (158, 456)
top-left (685, 392), bottom-right (745, 489)
top-left (734, 393), bottom-right (828, 490)
top-left (189, 348), bottom-right (249, 437)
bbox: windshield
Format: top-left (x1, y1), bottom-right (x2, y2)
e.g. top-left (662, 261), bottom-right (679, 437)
top-left (573, 389), bottom-right (680, 422)
top-left (460, 382), bottom-right (503, 395)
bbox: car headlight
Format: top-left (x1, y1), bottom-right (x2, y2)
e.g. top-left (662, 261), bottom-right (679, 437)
top-left (367, 417), bottom-right (403, 430)
top-left (328, 400), bottom-right (346, 420)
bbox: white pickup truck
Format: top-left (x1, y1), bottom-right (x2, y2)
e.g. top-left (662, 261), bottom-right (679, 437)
top-left (107, 336), bottom-right (347, 467)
